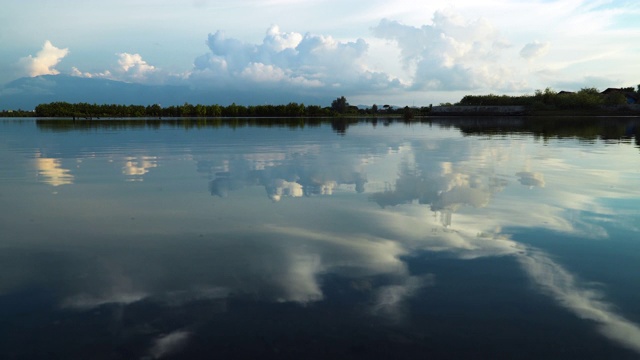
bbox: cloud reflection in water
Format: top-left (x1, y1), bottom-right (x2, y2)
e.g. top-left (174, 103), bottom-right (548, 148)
top-left (34, 153), bottom-right (74, 186)
top-left (6, 122), bottom-right (640, 357)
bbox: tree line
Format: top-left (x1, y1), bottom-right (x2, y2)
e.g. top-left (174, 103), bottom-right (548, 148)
top-left (0, 95), bottom-right (433, 118)
top-left (456, 86), bottom-right (640, 109)
top-left (27, 97), bottom-right (429, 118)
top-left (32, 101), bottom-right (330, 118)
top-left (0, 109), bottom-right (35, 117)
top-left (12, 84), bottom-right (634, 118)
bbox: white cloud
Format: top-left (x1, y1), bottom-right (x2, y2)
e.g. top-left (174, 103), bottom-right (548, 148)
top-left (241, 62), bottom-right (288, 82)
top-left (69, 53), bottom-right (164, 83)
top-left (116, 52), bottom-right (157, 80)
top-left (19, 40), bottom-right (69, 77)
top-left (190, 25), bottom-right (401, 96)
top-left (372, 10), bottom-right (527, 91)
top-left (70, 66), bottom-right (112, 79)
top-left (520, 41), bottom-right (550, 60)
top-left (263, 24), bottom-right (303, 51)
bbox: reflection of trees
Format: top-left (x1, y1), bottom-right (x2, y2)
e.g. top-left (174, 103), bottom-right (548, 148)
top-left (36, 118), bottom-right (325, 132)
top-left (37, 117), bottom-right (640, 149)
top-left (35, 117), bottom-right (365, 136)
top-left (441, 117), bottom-right (640, 144)
top-left (331, 119), bottom-right (349, 135)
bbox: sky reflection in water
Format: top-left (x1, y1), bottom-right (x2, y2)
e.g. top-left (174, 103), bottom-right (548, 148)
top-left (0, 118), bottom-right (639, 359)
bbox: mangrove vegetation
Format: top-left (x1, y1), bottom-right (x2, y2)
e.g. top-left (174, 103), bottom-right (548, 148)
top-left (2, 85), bottom-right (639, 118)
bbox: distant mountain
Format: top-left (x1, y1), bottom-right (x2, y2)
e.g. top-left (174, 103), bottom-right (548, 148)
top-left (0, 74), bottom-right (335, 111)
top-left (0, 75), bottom-right (193, 111)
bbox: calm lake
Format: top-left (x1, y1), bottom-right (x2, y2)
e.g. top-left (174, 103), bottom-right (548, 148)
top-left (1, 117), bottom-right (639, 359)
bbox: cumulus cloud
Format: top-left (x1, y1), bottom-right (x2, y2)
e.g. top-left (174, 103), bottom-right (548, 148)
top-left (20, 18), bottom-right (531, 101)
top-left (116, 52), bottom-right (157, 78)
top-left (19, 40), bottom-right (69, 77)
top-left (372, 11), bottom-right (526, 91)
top-left (520, 40), bottom-right (550, 60)
top-left (190, 25), bottom-right (400, 95)
top-left (263, 24), bottom-right (303, 52)
top-left (70, 52), bottom-right (160, 83)
top-left (70, 66), bottom-right (112, 79)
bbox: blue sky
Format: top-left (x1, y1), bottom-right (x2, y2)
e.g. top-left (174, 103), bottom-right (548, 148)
top-left (2, 0), bottom-right (639, 105)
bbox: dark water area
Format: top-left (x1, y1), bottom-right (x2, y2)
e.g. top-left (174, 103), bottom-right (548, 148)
top-left (1, 117), bottom-right (639, 359)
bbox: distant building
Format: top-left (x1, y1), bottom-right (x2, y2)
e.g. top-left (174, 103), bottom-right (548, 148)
top-left (601, 88), bottom-right (638, 104)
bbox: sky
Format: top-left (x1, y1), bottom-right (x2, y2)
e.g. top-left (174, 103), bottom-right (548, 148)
top-left (2, 0), bottom-right (640, 106)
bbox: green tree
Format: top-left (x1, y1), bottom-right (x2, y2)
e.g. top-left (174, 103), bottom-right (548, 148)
top-left (195, 104), bottom-right (207, 117)
top-left (604, 92), bottom-right (627, 105)
top-left (225, 103), bottom-right (239, 117)
top-left (179, 102), bottom-right (195, 117)
top-left (146, 104), bottom-right (162, 117)
top-left (286, 102), bottom-right (305, 117)
top-left (575, 87), bottom-right (603, 108)
top-left (207, 105), bottom-right (222, 117)
top-left (331, 96), bottom-right (348, 113)
top-left (578, 87), bottom-right (600, 95)
top-left (403, 106), bottom-right (414, 120)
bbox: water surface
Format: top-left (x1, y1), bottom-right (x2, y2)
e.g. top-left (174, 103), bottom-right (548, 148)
top-left (1, 118), bottom-right (639, 359)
